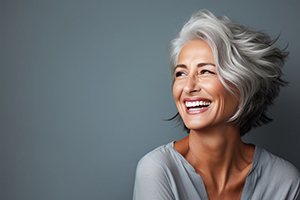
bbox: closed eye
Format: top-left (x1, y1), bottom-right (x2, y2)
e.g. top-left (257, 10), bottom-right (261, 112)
top-left (199, 69), bottom-right (215, 75)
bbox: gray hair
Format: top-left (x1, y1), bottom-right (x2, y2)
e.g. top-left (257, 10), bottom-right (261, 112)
top-left (170, 9), bottom-right (288, 135)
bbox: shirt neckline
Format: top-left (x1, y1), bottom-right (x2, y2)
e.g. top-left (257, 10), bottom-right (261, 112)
top-left (167, 140), bottom-right (261, 198)
top-left (168, 140), bottom-right (260, 175)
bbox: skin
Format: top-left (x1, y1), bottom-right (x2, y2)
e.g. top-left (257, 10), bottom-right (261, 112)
top-left (172, 39), bottom-right (255, 200)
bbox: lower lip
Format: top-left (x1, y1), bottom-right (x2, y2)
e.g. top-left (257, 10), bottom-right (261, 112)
top-left (186, 106), bottom-right (209, 114)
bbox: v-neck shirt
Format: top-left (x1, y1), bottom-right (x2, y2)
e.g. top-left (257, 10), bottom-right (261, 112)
top-left (133, 141), bottom-right (300, 200)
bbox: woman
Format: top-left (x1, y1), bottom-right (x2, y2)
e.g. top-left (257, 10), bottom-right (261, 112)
top-left (133, 10), bottom-right (300, 200)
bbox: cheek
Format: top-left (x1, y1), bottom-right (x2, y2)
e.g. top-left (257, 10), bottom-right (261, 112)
top-left (172, 83), bottom-right (181, 101)
top-left (220, 91), bottom-right (239, 114)
top-left (201, 80), bottom-right (222, 96)
top-left (206, 81), bottom-right (238, 108)
top-left (172, 85), bottom-right (177, 100)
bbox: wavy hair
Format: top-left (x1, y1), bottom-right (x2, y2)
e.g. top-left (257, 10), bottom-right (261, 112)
top-left (170, 9), bottom-right (288, 135)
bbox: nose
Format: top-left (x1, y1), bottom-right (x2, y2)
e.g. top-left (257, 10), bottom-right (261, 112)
top-left (183, 75), bottom-right (201, 94)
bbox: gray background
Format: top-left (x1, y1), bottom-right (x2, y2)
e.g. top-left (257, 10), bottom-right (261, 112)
top-left (1, 0), bottom-right (299, 199)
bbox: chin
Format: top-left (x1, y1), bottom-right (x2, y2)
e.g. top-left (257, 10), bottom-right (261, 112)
top-left (183, 121), bottom-right (208, 131)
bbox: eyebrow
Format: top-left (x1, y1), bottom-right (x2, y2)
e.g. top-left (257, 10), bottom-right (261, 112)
top-left (175, 62), bottom-right (216, 70)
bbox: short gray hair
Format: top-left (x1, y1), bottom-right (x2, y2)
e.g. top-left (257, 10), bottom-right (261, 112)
top-left (170, 9), bottom-right (288, 135)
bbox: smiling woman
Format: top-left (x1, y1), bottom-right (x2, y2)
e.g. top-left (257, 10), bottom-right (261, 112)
top-left (133, 10), bottom-right (300, 200)
top-left (173, 40), bottom-right (239, 132)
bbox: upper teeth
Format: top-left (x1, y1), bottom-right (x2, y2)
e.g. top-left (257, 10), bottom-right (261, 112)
top-left (185, 101), bottom-right (211, 107)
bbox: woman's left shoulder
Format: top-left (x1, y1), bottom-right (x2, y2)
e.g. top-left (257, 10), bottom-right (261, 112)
top-left (249, 147), bottom-right (300, 200)
top-left (259, 147), bottom-right (300, 182)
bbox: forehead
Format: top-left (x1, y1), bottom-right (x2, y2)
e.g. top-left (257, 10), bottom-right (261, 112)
top-left (177, 39), bottom-right (215, 65)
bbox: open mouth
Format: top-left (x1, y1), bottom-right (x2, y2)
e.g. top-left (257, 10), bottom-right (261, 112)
top-left (184, 100), bottom-right (211, 112)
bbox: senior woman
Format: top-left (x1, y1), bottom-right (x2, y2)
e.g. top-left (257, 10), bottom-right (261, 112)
top-left (133, 10), bottom-right (300, 200)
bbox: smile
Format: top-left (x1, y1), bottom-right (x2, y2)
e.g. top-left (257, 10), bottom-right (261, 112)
top-left (184, 99), bottom-right (211, 114)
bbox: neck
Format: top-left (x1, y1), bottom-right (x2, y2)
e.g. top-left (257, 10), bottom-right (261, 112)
top-left (186, 125), bottom-right (252, 191)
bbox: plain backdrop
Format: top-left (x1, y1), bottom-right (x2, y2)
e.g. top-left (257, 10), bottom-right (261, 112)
top-left (1, 0), bottom-right (300, 199)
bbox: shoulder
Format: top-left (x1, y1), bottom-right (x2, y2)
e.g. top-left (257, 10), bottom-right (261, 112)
top-left (256, 147), bottom-right (300, 198)
top-left (136, 142), bottom-right (175, 175)
top-left (246, 147), bottom-right (300, 199)
top-left (133, 142), bottom-right (176, 200)
top-left (258, 147), bottom-right (300, 182)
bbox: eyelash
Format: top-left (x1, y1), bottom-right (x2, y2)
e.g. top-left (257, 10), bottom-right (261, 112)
top-left (200, 69), bottom-right (215, 75)
top-left (174, 70), bottom-right (215, 77)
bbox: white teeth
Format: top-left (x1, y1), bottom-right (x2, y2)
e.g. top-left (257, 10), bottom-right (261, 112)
top-left (189, 108), bottom-right (200, 111)
top-left (185, 100), bottom-right (211, 108)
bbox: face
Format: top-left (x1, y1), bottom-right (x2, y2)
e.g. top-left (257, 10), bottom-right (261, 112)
top-left (173, 39), bottom-right (239, 131)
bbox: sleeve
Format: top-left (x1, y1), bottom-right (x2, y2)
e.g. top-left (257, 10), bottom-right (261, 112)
top-left (281, 160), bottom-right (300, 200)
top-left (284, 162), bottom-right (300, 200)
top-left (294, 182), bottom-right (300, 200)
top-left (293, 177), bottom-right (300, 200)
top-left (133, 155), bottom-right (175, 200)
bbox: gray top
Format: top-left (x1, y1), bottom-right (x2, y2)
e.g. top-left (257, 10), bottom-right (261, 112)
top-left (133, 141), bottom-right (300, 200)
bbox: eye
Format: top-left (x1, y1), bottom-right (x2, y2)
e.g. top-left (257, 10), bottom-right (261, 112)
top-left (175, 71), bottom-right (186, 77)
top-left (199, 69), bottom-right (215, 75)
